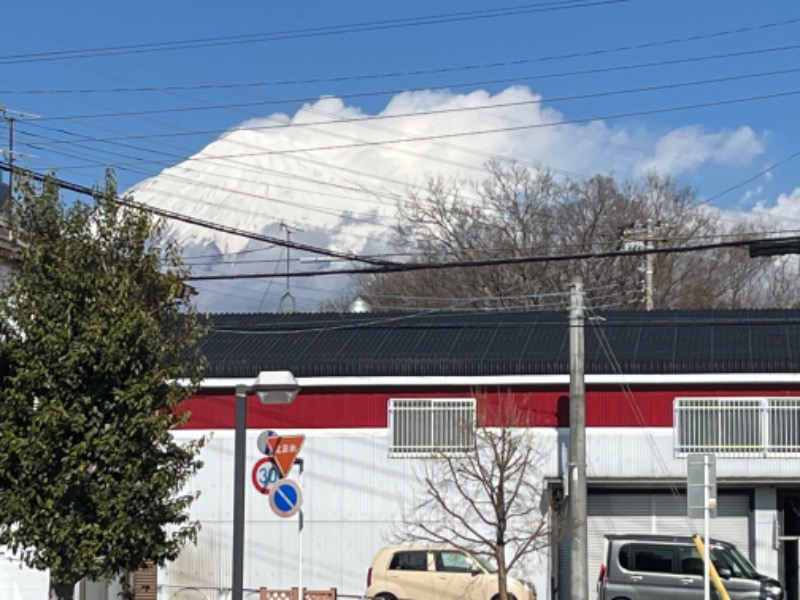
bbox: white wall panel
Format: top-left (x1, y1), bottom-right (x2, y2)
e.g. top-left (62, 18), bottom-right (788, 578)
top-left (574, 428), bottom-right (800, 481)
top-left (0, 557), bottom-right (49, 600)
top-left (164, 428), bottom-right (552, 599)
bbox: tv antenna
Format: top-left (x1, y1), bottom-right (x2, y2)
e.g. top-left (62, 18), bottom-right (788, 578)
top-left (278, 222), bottom-right (300, 313)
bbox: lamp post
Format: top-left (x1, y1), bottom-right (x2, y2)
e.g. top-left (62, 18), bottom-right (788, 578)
top-left (232, 371), bottom-right (299, 600)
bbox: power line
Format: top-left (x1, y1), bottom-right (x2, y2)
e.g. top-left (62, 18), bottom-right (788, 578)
top-left (3, 15), bottom-right (796, 94)
top-left (0, 161), bottom-right (400, 267)
top-left (11, 40), bottom-right (799, 216)
top-left (18, 85), bottom-right (798, 169)
top-left (27, 65), bottom-right (800, 133)
top-left (78, 88), bottom-right (797, 160)
top-left (0, 1), bottom-right (634, 65)
top-left (185, 234), bottom-right (800, 281)
top-left (702, 149), bottom-right (800, 205)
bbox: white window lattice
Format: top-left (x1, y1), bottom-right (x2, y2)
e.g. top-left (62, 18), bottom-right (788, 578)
top-left (674, 397), bottom-right (800, 457)
top-left (388, 398), bottom-right (476, 457)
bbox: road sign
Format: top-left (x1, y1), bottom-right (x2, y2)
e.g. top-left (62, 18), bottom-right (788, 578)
top-left (257, 429), bottom-right (279, 455)
top-left (688, 454), bottom-right (717, 518)
top-left (251, 457), bottom-right (281, 495)
top-left (267, 434), bottom-right (305, 477)
top-left (269, 478), bottom-right (302, 518)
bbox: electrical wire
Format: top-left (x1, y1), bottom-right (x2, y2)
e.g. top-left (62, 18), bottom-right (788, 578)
top-left (585, 301), bottom-right (696, 530)
top-left (0, 161), bottom-right (399, 267)
top-left (0, 1), bottom-right (636, 65)
top-left (25, 66), bottom-right (800, 139)
top-left (184, 234), bottom-right (800, 280)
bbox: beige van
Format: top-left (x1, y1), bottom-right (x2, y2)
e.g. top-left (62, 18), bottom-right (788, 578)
top-left (365, 545), bottom-right (536, 600)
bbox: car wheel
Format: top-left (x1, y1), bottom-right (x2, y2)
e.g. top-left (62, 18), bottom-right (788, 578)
top-left (373, 594), bottom-right (396, 600)
top-left (491, 595), bottom-right (517, 600)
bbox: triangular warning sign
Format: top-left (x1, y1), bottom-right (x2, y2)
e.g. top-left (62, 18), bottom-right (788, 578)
top-left (271, 435), bottom-right (305, 477)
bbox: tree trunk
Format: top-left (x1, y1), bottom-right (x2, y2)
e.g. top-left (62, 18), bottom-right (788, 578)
top-left (496, 545), bottom-right (509, 600)
top-left (50, 582), bottom-right (76, 600)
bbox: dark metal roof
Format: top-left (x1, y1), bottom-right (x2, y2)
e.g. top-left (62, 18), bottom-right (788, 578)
top-left (199, 309), bottom-right (800, 379)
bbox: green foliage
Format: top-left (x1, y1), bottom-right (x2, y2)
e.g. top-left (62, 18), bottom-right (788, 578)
top-left (0, 171), bottom-right (207, 597)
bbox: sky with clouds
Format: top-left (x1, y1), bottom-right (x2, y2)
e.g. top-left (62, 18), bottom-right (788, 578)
top-left (1, 1), bottom-right (798, 311)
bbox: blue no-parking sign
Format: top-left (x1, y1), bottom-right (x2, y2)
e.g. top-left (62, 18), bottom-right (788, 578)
top-left (268, 478), bottom-right (302, 518)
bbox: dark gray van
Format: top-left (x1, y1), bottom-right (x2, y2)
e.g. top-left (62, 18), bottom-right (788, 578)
top-left (596, 534), bottom-right (783, 600)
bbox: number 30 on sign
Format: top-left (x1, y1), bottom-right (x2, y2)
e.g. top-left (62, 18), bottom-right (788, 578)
top-left (251, 457), bottom-right (281, 494)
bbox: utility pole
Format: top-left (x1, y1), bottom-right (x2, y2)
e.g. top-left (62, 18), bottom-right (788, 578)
top-left (619, 219), bottom-right (663, 310)
top-left (1, 106), bottom-right (39, 206)
top-left (569, 276), bottom-right (587, 600)
top-left (6, 114), bottom-right (13, 206)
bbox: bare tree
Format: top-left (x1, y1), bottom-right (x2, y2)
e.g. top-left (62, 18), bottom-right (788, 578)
top-left (334, 162), bottom-right (786, 312)
top-left (399, 396), bottom-right (555, 600)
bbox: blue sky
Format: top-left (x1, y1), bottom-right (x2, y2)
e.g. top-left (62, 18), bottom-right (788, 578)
top-left (1, 0), bottom-right (796, 201)
top-left (2, 1), bottom-right (800, 311)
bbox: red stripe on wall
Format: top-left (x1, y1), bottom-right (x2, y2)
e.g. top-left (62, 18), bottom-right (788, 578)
top-left (176, 385), bottom-right (800, 429)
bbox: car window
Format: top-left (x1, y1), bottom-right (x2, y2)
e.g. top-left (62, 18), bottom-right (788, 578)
top-left (619, 544), bottom-right (674, 574)
top-left (435, 551), bottom-right (474, 573)
top-left (389, 551), bottom-right (428, 571)
top-left (677, 546), bottom-right (704, 576)
top-left (711, 547), bottom-right (757, 579)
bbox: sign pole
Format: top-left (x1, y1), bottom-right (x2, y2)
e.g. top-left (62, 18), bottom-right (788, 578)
top-left (688, 454), bottom-right (717, 600)
top-left (704, 455), bottom-right (710, 600)
top-left (298, 459), bottom-right (304, 600)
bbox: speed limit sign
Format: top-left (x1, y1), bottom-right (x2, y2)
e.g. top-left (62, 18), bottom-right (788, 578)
top-left (251, 457), bottom-right (281, 494)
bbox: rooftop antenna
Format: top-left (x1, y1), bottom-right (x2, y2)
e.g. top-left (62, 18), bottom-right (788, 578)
top-left (278, 222), bottom-right (299, 313)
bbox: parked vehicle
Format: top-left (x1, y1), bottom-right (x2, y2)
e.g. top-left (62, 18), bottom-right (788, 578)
top-left (365, 545), bottom-right (536, 600)
top-left (596, 534), bottom-right (783, 600)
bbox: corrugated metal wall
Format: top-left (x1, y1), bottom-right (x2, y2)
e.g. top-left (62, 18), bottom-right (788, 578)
top-left (165, 425), bottom-right (790, 600)
top-left (164, 429), bottom-right (427, 599)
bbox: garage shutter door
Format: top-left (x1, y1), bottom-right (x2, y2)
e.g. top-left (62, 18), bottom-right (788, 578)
top-left (557, 492), bottom-right (751, 600)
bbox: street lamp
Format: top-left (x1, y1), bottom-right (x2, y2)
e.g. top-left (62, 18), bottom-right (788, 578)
top-left (232, 371), bottom-right (300, 600)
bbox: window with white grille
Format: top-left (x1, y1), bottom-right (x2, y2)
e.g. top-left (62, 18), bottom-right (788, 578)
top-left (674, 397), bottom-right (800, 457)
top-left (388, 398), bottom-right (476, 457)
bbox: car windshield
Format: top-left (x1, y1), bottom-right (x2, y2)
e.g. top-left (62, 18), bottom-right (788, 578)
top-left (711, 546), bottom-right (758, 579)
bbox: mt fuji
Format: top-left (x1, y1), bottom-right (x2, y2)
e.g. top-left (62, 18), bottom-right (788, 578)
top-left (128, 86), bottom-right (778, 313)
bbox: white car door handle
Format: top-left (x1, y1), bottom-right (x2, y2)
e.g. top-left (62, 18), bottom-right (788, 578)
top-left (629, 575), bottom-right (643, 582)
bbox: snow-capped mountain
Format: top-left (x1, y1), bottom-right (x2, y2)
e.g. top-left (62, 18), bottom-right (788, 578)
top-left (128, 87), bottom-right (774, 313)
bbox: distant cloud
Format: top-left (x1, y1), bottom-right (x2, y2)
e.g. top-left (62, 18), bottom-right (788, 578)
top-left (634, 125), bottom-right (764, 177)
top-left (751, 187), bottom-right (800, 223)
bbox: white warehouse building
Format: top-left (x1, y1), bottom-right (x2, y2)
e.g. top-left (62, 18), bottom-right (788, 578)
top-left (4, 309), bottom-right (800, 600)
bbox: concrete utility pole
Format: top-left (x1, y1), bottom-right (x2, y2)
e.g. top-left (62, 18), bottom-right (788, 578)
top-left (569, 276), bottom-right (588, 600)
top-left (619, 219), bottom-right (662, 311)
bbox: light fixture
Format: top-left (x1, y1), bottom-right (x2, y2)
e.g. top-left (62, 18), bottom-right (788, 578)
top-left (252, 370), bottom-right (299, 404)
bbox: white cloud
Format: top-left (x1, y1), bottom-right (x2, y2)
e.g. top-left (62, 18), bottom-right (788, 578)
top-left (634, 125), bottom-right (764, 177)
top-left (752, 187), bottom-right (800, 222)
top-left (130, 85), bottom-right (777, 311)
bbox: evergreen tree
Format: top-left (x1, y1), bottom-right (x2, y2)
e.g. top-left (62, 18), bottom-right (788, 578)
top-left (0, 171), bottom-right (207, 600)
